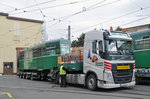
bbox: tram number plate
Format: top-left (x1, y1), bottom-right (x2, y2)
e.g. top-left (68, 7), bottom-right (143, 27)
top-left (117, 66), bottom-right (130, 70)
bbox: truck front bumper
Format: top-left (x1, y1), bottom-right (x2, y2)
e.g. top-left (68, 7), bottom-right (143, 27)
top-left (97, 81), bottom-right (135, 89)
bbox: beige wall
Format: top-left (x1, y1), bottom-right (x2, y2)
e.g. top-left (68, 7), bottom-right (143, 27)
top-left (0, 15), bottom-right (42, 74)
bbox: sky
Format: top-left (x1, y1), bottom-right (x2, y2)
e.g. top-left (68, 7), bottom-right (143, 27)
top-left (0, 0), bottom-right (150, 41)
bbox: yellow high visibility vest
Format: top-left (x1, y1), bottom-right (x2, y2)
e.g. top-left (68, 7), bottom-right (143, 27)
top-left (60, 65), bottom-right (66, 75)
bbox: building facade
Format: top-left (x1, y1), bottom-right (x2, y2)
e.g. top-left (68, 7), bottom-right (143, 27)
top-left (125, 24), bottom-right (150, 33)
top-left (0, 13), bottom-right (43, 74)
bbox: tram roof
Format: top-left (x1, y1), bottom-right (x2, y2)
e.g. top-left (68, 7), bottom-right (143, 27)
top-left (20, 38), bottom-right (70, 52)
top-left (130, 28), bottom-right (150, 36)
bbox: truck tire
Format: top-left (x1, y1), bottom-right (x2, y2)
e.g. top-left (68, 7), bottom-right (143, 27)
top-left (87, 74), bottom-right (97, 91)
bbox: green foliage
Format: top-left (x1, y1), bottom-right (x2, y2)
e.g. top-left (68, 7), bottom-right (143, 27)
top-left (71, 33), bottom-right (85, 47)
top-left (115, 26), bottom-right (122, 31)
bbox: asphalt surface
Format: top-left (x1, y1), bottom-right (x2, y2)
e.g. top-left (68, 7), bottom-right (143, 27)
top-left (0, 75), bottom-right (150, 99)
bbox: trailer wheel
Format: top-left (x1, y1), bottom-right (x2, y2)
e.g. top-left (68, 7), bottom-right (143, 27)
top-left (18, 73), bottom-right (21, 78)
top-left (31, 75), bottom-right (34, 81)
top-left (20, 73), bottom-right (23, 78)
top-left (23, 74), bottom-right (26, 79)
top-left (26, 75), bottom-right (28, 79)
top-left (87, 74), bottom-right (97, 91)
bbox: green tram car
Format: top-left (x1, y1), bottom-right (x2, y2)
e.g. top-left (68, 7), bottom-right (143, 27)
top-left (18, 39), bottom-right (71, 80)
top-left (130, 29), bottom-right (150, 82)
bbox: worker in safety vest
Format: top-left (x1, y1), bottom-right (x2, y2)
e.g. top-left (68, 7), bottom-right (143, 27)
top-left (60, 62), bottom-right (67, 87)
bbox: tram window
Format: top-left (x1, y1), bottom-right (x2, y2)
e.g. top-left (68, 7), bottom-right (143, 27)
top-left (38, 48), bottom-right (42, 56)
top-left (61, 44), bottom-right (70, 55)
top-left (20, 53), bottom-right (24, 60)
top-left (42, 47), bottom-right (46, 56)
top-left (135, 38), bottom-right (150, 50)
top-left (143, 35), bottom-right (150, 39)
top-left (33, 49), bottom-right (38, 57)
top-left (135, 36), bottom-right (141, 40)
top-left (56, 44), bottom-right (60, 54)
top-left (46, 44), bottom-right (56, 55)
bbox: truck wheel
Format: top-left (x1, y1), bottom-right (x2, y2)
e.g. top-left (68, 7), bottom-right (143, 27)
top-left (87, 74), bottom-right (97, 91)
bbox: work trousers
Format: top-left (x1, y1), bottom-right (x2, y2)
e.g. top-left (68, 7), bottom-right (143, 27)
top-left (60, 75), bottom-right (66, 87)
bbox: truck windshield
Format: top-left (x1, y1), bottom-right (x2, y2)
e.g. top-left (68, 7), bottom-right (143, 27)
top-left (105, 40), bottom-right (134, 60)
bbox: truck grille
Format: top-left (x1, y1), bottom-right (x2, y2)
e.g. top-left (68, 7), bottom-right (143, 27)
top-left (111, 63), bottom-right (133, 84)
top-left (112, 70), bottom-right (133, 84)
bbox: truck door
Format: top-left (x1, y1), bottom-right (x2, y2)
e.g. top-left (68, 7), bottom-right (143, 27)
top-left (89, 40), bottom-right (104, 80)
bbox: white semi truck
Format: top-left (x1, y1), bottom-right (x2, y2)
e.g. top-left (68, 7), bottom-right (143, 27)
top-left (51, 29), bottom-right (135, 90)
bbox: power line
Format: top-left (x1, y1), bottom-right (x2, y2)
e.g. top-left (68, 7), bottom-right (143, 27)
top-left (129, 0), bottom-right (150, 15)
top-left (45, 0), bottom-right (120, 30)
top-left (9, 1), bottom-right (84, 15)
top-left (8, 0), bottom-right (56, 13)
top-left (129, 0), bottom-right (142, 8)
top-left (73, 5), bottom-right (150, 33)
top-left (34, 0), bottom-right (46, 19)
top-left (0, 2), bottom-right (16, 9)
top-left (117, 14), bottom-right (150, 27)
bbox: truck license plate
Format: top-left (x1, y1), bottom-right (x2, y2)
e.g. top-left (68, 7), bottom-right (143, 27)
top-left (117, 66), bottom-right (130, 70)
top-left (120, 83), bottom-right (127, 87)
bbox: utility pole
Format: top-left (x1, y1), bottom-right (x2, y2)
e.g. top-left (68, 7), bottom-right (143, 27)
top-left (68, 25), bottom-right (71, 41)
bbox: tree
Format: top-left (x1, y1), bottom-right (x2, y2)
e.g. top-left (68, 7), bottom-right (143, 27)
top-left (71, 33), bottom-right (85, 47)
top-left (115, 26), bottom-right (122, 31)
top-left (71, 40), bottom-right (79, 47)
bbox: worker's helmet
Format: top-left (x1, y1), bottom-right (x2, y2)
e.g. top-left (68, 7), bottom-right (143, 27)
top-left (61, 62), bottom-right (64, 65)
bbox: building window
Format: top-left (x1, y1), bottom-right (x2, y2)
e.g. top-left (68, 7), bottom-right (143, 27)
top-left (13, 21), bottom-right (20, 41)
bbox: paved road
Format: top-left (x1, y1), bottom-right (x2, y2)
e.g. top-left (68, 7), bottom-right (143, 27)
top-left (0, 75), bottom-right (150, 99)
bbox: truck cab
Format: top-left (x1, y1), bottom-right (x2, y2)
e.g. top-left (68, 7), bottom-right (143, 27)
top-left (84, 29), bottom-right (135, 89)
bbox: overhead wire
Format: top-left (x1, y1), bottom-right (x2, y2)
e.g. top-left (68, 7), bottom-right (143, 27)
top-left (1, 0), bottom-right (150, 44)
top-left (34, 0), bottom-right (46, 19)
top-left (0, 2), bottom-right (16, 9)
top-left (116, 13), bottom-right (150, 28)
top-left (8, 0), bottom-right (56, 13)
top-left (129, 0), bottom-right (149, 15)
top-left (72, 5), bottom-right (150, 33)
top-left (9, 1), bottom-right (86, 15)
top-left (45, 0), bottom-right (121, 30)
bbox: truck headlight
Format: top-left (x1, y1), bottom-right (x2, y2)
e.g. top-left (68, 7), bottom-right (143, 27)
top-left (107, 73), bottom-right (112, 81)
top-left (132, 70), bottom-right (135, 81)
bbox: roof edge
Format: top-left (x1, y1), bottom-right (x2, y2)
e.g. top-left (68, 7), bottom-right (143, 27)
top-left (0, 12), bottom-right (43, 23)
